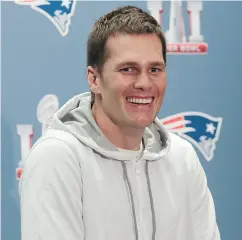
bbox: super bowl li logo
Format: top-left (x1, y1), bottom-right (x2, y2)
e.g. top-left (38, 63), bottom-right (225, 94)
top-left (147, 0), bottom-right (207, 54)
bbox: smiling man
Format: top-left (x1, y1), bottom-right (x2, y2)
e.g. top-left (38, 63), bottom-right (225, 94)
top-left (19, 6), bottom-right (221, 240)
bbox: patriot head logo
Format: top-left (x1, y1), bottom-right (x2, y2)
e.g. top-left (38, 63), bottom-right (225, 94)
top-left (15, 0), bottom-right (77, 36)
top-left (161, 112), bottom-right (223, 161)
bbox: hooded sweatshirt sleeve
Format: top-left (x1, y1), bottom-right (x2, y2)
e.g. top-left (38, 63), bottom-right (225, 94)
top-left (19, 137), bottom-right (84, 240)
top-left (186, 143), bottom-right (221, 240)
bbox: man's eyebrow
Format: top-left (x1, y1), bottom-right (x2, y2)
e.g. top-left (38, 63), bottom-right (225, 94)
top-left (149, 61), bottom-right (165, 68)
top-left (116, 61), bottom-right (165, 68)
top-left (116, 61), bottom-right (139, 67)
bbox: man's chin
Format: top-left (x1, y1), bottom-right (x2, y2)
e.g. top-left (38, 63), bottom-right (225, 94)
top-left (129, 116), bottom-right (155, 129)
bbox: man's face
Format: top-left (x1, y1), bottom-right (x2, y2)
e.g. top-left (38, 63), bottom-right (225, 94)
top-left (90, 33), bottom-right (166, 129)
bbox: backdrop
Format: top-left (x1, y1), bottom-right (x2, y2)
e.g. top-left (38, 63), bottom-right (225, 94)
top-left (2, 1), bottom-right (242, 239)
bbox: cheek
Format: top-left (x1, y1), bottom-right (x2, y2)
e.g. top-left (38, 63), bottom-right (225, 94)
top-left (100, 71), bottom-right (131, 103)
top-left (101, 83), bottom-right (122, 105)
top-left (105, 79), bottom-right (127, 98)
top-left (156, 78), bottom-right (167, 95)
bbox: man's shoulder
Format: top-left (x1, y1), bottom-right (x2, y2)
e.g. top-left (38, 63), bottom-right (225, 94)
top-left (19, 129), bottom-right (84, 197)
top-left (27, 129), bottom-right (88, 166)
top-left (38, 128), bottom-right (83, 149)
top-left (163, 131), bottom-right (198, 172)
top-left (168, 131), bottom-right (193, 153)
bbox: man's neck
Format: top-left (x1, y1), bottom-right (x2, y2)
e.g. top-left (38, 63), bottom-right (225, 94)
top-left (92, 104), bottom-right (143, 151)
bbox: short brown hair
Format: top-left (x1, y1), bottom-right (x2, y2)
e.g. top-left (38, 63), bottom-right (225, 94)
top-left (87, 5), bottom-right (167, 106)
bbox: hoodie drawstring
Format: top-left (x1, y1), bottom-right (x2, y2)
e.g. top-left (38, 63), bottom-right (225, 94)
top-left (145, 161), bottom-right (156, 240)
top-left (121, 161), bottom-right (156, 240)
top-left (121, 161), bottom-right (139, 240)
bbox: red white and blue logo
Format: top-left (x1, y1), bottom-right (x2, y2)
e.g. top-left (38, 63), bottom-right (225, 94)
top-left (161, 112), bottom-right (223, 161)
top-left (15, 0), bottom-right (77, 36)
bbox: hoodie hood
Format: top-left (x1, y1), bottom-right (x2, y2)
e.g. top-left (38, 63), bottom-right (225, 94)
top-left (48, 92), bottom-right (171, 161)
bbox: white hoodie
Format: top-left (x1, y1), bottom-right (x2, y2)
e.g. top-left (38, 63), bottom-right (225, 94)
top-left (19, 92), bottom-right (221, 240)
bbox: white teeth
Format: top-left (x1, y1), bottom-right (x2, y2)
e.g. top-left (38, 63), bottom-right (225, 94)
top-left (127, 97), bottom-right (153, 104)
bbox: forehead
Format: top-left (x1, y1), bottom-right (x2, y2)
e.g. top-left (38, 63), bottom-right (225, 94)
top-left (105, 33), bottom-right (164, 65)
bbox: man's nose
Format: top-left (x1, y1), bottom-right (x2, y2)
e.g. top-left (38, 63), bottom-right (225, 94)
top-left (133, 73), bottom-right (152, 91)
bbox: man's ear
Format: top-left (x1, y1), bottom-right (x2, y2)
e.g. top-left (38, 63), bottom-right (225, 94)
top-left (87, 66), bottom-right (101, 94)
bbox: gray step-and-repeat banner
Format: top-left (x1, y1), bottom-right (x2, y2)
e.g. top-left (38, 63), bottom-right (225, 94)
top-left (2, 1), bottom-right (242, 239)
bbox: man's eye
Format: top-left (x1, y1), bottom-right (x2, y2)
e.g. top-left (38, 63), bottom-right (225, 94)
top-left (151, 68), bottom-right (161, 72)
top-left (120, 67), bottom-right (133, 72)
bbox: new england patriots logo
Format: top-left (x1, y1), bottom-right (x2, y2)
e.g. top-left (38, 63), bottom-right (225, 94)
top-left (15, 0), bottom-right (77, 36)
top-left (161, 112), bottom-right (223, 161)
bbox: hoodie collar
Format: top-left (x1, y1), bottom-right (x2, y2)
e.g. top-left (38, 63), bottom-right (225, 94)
top-left (49, 92), bottom-right (171, 162)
